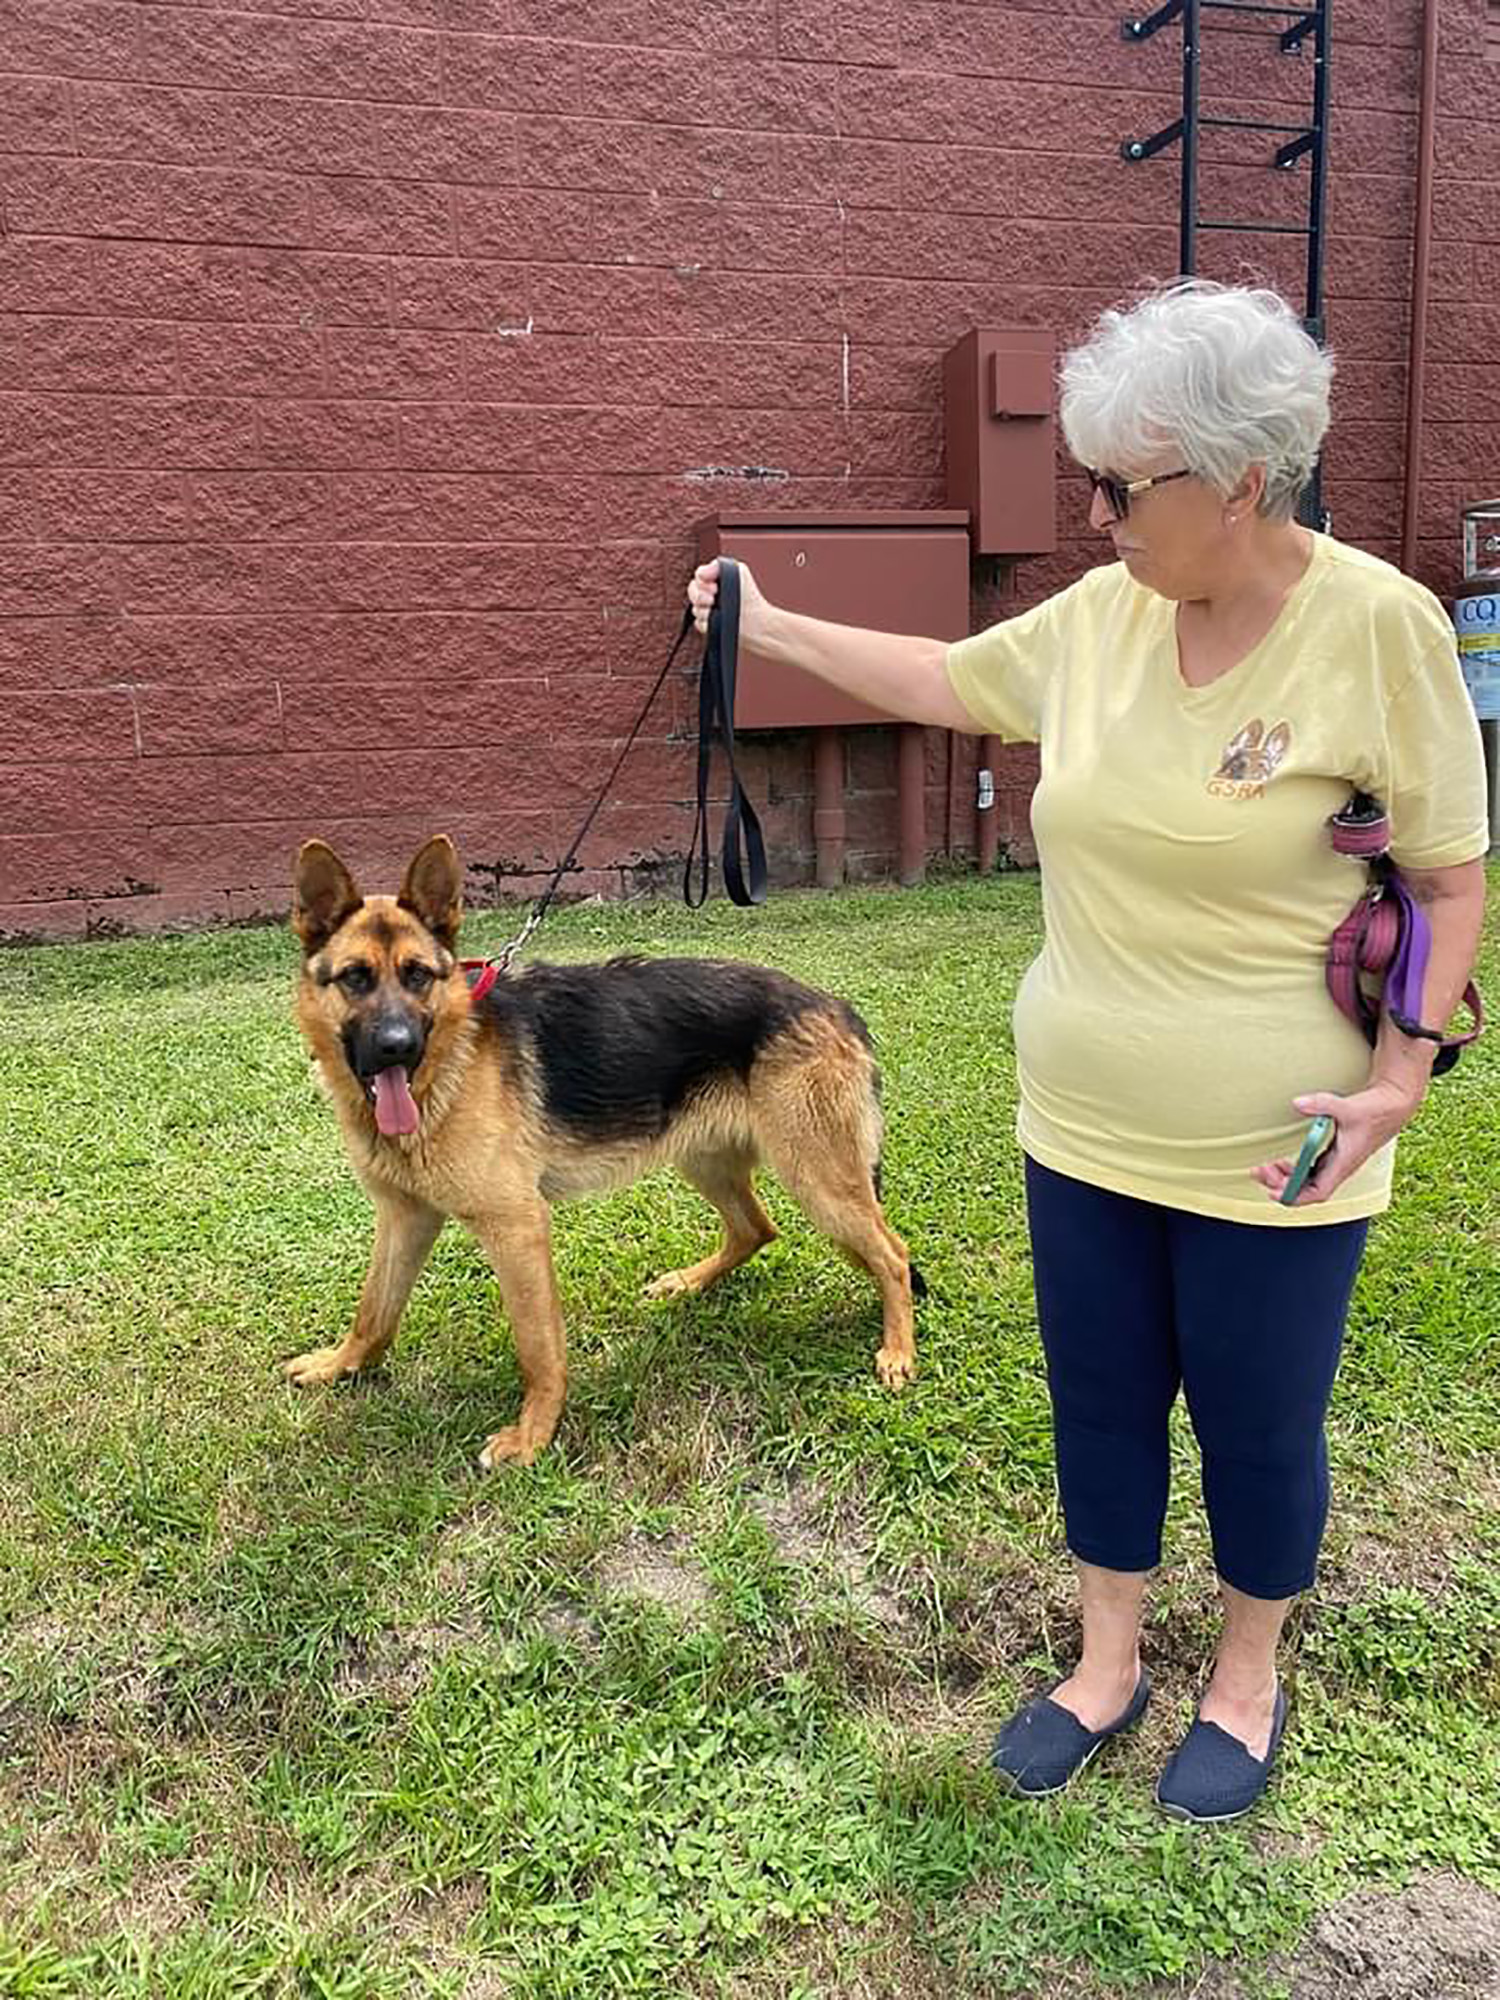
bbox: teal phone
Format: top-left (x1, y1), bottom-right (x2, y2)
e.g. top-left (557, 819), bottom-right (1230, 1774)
top-left (1280, 1114), bottom-right (1334, 1205)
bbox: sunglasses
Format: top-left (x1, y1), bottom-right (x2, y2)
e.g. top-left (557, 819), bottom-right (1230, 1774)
top-left (1086, 467), bottom-right (1194, 519)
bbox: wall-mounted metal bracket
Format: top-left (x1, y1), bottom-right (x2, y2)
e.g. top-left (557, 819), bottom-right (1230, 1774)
top-left (1121, 0), bottom-right (1184, 41)
top-left (1121, 118), bottom-right (1185, 161)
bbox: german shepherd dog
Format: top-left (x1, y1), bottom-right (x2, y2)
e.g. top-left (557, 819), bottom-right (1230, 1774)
top-left (288, 835), bottom-right (921, 1467)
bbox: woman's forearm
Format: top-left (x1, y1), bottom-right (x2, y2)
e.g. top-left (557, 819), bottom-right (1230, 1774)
top-left (753, 602), bottom-right (980, 732)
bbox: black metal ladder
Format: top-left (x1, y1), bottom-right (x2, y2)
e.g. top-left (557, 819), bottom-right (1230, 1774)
top-left (1118, 0), bottom-right (1332, 520)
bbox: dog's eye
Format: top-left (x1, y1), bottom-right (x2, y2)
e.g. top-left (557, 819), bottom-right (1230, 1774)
top-left (336, 964), bottom-right (375, 996)
top-left (400, 963), bottom-right (436, 995)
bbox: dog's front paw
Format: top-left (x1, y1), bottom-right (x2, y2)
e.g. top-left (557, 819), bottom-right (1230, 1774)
top-left (477, 1424), bottom-right (538, 1471)
top-left (283, 1345), bottom-right (356, 1388)
top-left (874, 1344), bottom-right (917, 1389)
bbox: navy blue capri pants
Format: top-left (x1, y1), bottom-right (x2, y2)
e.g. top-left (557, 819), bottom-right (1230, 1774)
top-left (1024, 1157), bottom-right (1370, 1600)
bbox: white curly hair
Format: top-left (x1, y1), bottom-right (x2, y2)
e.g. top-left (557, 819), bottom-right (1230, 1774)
top-left (1059, 279), bottom-right (1334, 523)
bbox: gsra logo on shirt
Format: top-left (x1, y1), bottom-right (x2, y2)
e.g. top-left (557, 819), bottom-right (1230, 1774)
top-left (1208, 719), bottom-right (1292, 799)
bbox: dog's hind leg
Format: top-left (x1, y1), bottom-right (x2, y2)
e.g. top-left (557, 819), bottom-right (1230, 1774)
top-left (285, 1189), bottom-right (443, 1387)
top-left (644, 1151), bottom-right (777, 1302)
top-left (755, 1051), bottom-right (918, 1387)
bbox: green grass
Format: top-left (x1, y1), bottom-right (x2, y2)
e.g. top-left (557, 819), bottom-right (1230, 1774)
top-left (1, 871), bottom-right (1497, 1998)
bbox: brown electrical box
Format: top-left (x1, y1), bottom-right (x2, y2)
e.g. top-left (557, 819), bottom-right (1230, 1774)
top-left (943, 327), bottom-right (1057, 557)
top-left (694, 511), bottom-right (971, 730)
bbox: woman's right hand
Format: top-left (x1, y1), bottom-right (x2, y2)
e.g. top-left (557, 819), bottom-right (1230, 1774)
top-left (687, 558), bottom-right (770, 644)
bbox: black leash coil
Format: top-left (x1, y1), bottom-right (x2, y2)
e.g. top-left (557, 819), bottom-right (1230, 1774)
top-left (684, 556), bottom-right (767, 909)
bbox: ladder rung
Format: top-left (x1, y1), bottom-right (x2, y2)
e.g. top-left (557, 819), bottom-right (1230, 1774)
top-left (1202, 116), bottom-right (1314, 135)
top-left (1198, 219), bottom-right (1314, 235)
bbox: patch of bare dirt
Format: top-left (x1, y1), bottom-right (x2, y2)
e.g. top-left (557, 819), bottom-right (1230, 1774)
top-left (597, 1534), bottom-right (712, 1620)
top-left (747, 1478), bottom-right (917, 1637)
top-left (1188, 1872), bottom-right (1500, 1999)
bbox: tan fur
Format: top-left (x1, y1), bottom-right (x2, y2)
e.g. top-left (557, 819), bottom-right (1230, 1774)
top-left (287, 836), bottom-right (918, 1468)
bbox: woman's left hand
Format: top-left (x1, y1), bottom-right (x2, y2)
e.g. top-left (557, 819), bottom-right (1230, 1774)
top-left (1253, 1080), bottom-right (1423, 1206)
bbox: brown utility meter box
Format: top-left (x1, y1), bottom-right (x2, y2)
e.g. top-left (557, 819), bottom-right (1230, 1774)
top-left (943, 328), bottom-right (1057, 557)
top-left (694, 511), bottom-right (971, 730)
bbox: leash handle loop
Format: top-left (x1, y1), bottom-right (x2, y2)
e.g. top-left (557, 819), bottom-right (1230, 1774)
top-left (684, 556), bottom-right (767, 910)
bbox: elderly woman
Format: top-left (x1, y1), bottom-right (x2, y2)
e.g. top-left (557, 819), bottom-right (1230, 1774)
top-left (687, 280), bottom-right (1488, 1822)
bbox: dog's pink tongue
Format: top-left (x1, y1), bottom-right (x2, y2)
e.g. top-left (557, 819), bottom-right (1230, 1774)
top-left (373, 1067), bottom-right (419, 1137)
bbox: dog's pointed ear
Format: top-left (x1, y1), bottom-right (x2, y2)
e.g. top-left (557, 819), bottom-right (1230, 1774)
top-left (293, 840), bottom-right (363, 955)
top-left (398, 835), bottom-right (462, 950)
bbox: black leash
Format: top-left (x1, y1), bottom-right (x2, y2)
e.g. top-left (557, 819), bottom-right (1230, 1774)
top-left (465, 557), bottom-right (764, 985)
top-left (685, 556), bottom-right (767, 909)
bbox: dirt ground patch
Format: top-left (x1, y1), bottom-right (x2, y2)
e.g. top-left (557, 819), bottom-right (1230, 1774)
top-left (597, 1533), bottom-right (712, 1620)
top-left (1195, 1872), bottom-right (1500, 1999)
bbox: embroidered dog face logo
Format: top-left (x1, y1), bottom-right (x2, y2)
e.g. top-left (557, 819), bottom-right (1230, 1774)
top-left (1209, 719), bottom-right (1291, 799)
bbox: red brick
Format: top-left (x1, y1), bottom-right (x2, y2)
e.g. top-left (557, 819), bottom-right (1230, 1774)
top-left (708, 58), bottom-right (841, 133)
top-left (0, 0), bottom-right (142, 79)
top-left (375, 105), bottom-right (517, 183)
top-left (455, 189), bottom-right (594, 262)
top-left (261, 540), bottom-right (583, 615)
top-left (151, 818), bottom-right (310, 895)
top-left (390, 257), bottom-right (531, 331)
top-left (179, 326), bottom-right (326, 399)
top-left (657, 270), bottom-right (844, 340)
top-left (32, 471), bottom-right (190, 542)
top-left (367, 0), bottom-right (510, 26)
top-left (241, 251), bottom-right (391, 327)
top-left (2, 688), bottom-right (137, 761)
top-left (136, 6), bottom-right (303, 91)
top-left (258, 400), bottom-right (403, 469)
top-left (115, 543), bottom-right (273, 615)
top-left (574, 801), bottom-right (695, 868)
top-left (660, 406), bottom-right (849, 476)
top-left (0, 160), bottom-right (165, 238)
top-left (0, 316), bottom-right (178, 395)
top-left (719, 204), bottom-right (843, 273)
top-left (0, 897), bottom-right (92, 939)
top-left (778, 134), bottom-right (902, 208)
top-left (591, 197), bottom-right (720, 271)
top-left (0, 239), bottom-right (97, 316)
top-left (532, 408), bottom-right (666, 474)
top-left (87, 888), bottom-right (232, 935)
top-left (324, 327), bottom-right (468, 399)
top-left (297, 20), bottom-right (444, 100)
top-left (398, 401), bottom-right (536, 468)
top-left (584, 48), bottom-right (715, 125)
top-left (106, 398), bottom-right (262, 469)
top-left (186, 472), bottom-right (333, 541)
top-left (0, 470), bottom-right (29, 539)
top-left (91, 243), bottom-right (247, 320)
top-left (324, 471), bottom-right (596, 541)
top-left (0, 77), bottom-right (76, 154)
top-left (0, 544), bottom-right (118, 615)
top-left (75, 83), bottom-right (383, 177)
top-left (531, 266), bottom-right (660, 338)
top-left (0, 393), bottom-right (113, 467)
top-left (157, 168), bottom-right (309, 246)
top-left (135, 684), bottom-right (284, 757)
top-left (456, 332), bottom-right (608, 405)
top-left (510, 115), bottom-right (658, 193)
top-left (511, 0), bottom-right (774, 52)
top-left (304, 175), bottom-right (454, 255)
top-left (847, 344), bottom-right (943, 412)
top-left (780, 0), bottom-right (898, 64)
top-left (0, 753), bottom-right (222, 829)
top-left (440, 35), bottom-right (579, 112)
top-left (649, 124), bottom-right (781, 201)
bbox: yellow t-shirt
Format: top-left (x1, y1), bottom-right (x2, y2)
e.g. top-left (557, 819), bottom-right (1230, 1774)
top-left (945, 533), bottom-right (1489, 1225)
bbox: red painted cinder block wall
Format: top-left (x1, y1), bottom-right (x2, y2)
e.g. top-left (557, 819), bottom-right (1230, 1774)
top-left (2, 0), bottom-right (1495, 938)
